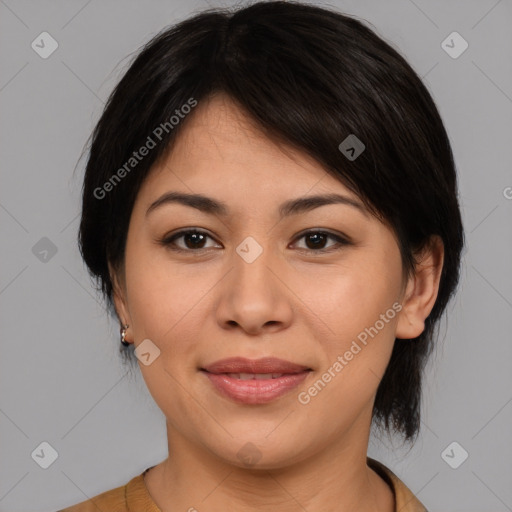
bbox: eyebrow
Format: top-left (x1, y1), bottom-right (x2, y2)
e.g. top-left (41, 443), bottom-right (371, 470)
top-left (145, 191), bottom-right (369, 219)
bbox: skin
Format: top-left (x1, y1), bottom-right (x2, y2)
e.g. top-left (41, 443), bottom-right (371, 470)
top-left (110, 93), bottom-right (444, 512)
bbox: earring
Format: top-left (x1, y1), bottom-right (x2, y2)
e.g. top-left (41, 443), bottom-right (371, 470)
top-left (120, 324), bottom-right (130, 346)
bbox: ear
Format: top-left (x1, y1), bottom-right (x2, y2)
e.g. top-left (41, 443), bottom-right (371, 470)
top-left (108, 262), bottom-right (132, 339)
top-left (395, 235), bottom-right (444, 340)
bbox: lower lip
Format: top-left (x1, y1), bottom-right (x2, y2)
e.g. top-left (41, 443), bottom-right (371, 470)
top-left (202, 371), bottom-right (310, 404)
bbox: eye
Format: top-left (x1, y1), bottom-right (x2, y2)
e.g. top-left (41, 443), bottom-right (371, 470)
top-left (160, 229), bottom-right (220, 252)
top-left (160, 228), bottom-right (350, 254)
top-left (291, 230), bottom-right (350, 253)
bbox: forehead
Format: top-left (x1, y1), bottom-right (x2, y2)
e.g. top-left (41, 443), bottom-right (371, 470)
top-left (136, 93), bottom-right (361, 211)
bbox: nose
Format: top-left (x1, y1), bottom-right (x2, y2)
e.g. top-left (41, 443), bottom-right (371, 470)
top-left (215, 241), bottom-right (294, 336)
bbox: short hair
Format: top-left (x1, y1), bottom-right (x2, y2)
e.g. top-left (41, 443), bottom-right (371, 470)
top-left (78, 0), bottom-right (465, 441)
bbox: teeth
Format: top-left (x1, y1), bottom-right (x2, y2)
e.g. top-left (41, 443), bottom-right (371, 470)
top-left (227, 373), bottom-right (284, 380)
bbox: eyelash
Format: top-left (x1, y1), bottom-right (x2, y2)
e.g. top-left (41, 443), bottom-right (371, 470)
top-left (159, 229), bottom-right (350, 254)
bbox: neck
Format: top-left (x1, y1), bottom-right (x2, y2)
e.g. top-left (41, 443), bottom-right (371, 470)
top-left (144, 416), bottom-right (394, 512)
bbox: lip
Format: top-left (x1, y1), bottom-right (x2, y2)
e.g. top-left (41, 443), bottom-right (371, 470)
top-left (201, 357), bottom-right (311, 375)
top-left (200, 357), bottom-right (312, 404)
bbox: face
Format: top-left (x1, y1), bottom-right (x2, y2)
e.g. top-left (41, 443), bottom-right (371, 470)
top-left (111, 93), bottom-right (441, 469)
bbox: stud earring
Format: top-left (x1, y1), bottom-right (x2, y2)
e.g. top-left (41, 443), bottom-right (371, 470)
top-left (120, 324), bottom-right (130, 346)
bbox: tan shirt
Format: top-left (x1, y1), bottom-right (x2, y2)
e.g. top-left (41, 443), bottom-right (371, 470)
top-left (58, 458), bottom-right (427, 511)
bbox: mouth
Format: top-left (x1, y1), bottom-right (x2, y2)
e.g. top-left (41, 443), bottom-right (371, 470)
top-left (211, 372), bottom-right (295, 380)
top-left (200, 357), bottom-right (312, 404)
top-left (201, 356), bottom-right (311, 375)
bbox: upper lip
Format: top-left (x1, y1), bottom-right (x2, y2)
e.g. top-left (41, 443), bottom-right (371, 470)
top-left (201, 357), bottom-right (311, 375)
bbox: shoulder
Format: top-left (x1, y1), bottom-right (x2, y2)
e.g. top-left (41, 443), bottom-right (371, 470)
top-left (56, 474), bottom-right (140, 512)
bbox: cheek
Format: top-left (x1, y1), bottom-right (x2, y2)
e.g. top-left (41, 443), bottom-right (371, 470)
top-left (124, 242), bottom-right (218, 349)
top-left (299, 290), bottom-right (398, 429)
top-left (302, 252), bottom-right (401, 398)
top-left (305, 252), bottom-right (400, 342)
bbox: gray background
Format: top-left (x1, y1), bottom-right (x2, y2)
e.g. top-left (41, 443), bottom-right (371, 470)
top-left (1, 0), bottom-right (511, 510)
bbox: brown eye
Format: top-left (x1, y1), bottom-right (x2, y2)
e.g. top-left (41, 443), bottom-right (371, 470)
top-left (160, 229), bottom-right (350, 254)
top-left (293, 230), bottom-right (350, 252)
top-left (161, 229), bottom-right (220, 252)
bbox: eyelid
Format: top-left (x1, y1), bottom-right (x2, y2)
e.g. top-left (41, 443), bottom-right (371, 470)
top-left (159, 228), bottom-right (221, 252)
top-left (158, 227), bottom-right (351, 254)
top-left (291, 229), bottom-right (351, 252)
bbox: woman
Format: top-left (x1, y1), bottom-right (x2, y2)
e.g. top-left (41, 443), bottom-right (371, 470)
top-left (59, 1), bottom-right (464, 510)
